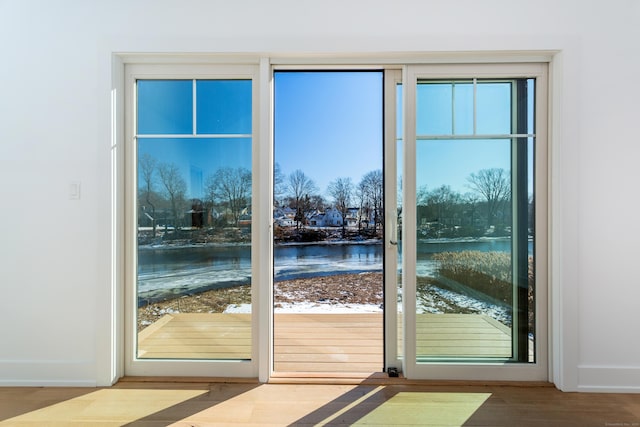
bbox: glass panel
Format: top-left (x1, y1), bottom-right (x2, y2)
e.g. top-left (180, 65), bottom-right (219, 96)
top-left (273, 71), bottom-right (384, 373)
top-left (414, 77), bottom-right (536, 363)
top-left (416, 81), bottom-right (474, 136)
top-left (136, 81), bottom-right (252, 361)
top-left (137, 80), bottom-right (193, 135)
top-left (415, 138), bottom-right (514, 361)
top-left (416, 83), bottom-right (452, 135)
top-left (476, 82), bottom-right (511, 135)
top-left (396, 82), bottom-right (404, 360)
top-left (196, 80), bottom-right (252, 135)
top-left (453, 82), bottom-right (473, 135)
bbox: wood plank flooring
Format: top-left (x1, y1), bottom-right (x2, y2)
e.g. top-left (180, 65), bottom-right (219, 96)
top-left (1, 381), bottom-right (639, 426)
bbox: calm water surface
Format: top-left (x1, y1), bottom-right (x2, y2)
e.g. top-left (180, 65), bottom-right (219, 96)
top-left (137, 238), bottom-right (530, 301)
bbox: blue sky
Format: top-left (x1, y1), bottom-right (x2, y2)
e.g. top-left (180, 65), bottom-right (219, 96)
top-left (274, 71), bottom-right (383, 195)
top-left (137, 79), bottom-right (252, 198)
top-left (413, 81), bottom-right (532, 194)
top-left (137, 76), bottom-right (533, 200)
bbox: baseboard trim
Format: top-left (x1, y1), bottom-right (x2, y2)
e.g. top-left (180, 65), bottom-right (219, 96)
top-left (0, 360), bottom-right (96, 387)
top-left (578, 365), bottom-right (640, 393)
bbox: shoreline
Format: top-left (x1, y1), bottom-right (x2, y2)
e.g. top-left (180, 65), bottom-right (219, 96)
top-left (138, 238), bottom-right (383, 251)
top-left (137, 235), bottom-right (519, 251)
top-left (137, 272), bottom-right (383, 331)
top-left (137, 271), bottom-right (511, 332)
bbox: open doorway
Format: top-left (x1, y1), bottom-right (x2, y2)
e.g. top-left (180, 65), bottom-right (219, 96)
top-left (272, 71), bottom-right (385, 374)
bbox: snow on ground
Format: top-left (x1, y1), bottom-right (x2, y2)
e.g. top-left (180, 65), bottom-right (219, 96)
top-left (224, 302), bottom-right (382, 314)
top-left (416, 285), bottom-right (511, 326)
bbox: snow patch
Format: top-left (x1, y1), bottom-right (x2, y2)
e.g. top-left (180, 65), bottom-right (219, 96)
top-left (224, 302), bottom-right (382, 314)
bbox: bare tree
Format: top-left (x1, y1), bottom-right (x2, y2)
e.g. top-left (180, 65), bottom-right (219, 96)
top-left (274, 162), bottom-right (287, 206)
top-left (158, 162), bottom-right (187, 230)
top-left (205, 167), bottom-right (251, 227)
top-left (327, 177), bottom-right (353, 238)
top-left (418, 185), bottom-right (463, 235)
top-left (466, 168), bottom-right (511, 228)
top-left (287, 169), bottom-right (318, 229)
top-left (355, 179), bottom-right (368, 230)
top-left (308, 194), bottom-right (326, 212)
top-left (360, 169), bottom-right (383, 231)
top-left (139, 153), bottom-right (158, 237)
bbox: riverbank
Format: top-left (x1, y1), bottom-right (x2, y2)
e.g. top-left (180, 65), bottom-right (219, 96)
top-left (137, 271), bottom-right (511, 331)
top-left (137, 272), bottom-right (383, 331)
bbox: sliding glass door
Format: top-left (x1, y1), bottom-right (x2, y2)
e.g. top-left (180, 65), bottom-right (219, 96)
top-left (125, 64), bottom-right (259, 377)
top-left (401, 64), bottom-right (548, 380)
top-left (122, 60), bottom-right (547, 382)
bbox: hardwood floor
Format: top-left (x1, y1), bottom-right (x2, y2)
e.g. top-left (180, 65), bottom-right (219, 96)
top-left (1, 380), bottom-right (639, 426)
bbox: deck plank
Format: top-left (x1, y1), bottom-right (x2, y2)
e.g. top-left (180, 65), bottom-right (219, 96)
top-left (137, 312), bottom-right (513, 370)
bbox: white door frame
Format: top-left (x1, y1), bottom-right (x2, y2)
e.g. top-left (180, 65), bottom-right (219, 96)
top-left (123, 63), bottom-right (261, 378)
top-left (401, 63), bottom-right (549, 381)
top-left (114, 54), bottom-right (556, 384)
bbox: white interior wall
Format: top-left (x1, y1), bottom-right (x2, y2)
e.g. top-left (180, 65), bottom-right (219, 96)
top-left (0, 0), bottom-right (638, 391)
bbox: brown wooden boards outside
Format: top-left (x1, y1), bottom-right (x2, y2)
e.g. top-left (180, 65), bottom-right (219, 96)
top-left (137, 312), bottom-right (513, 370)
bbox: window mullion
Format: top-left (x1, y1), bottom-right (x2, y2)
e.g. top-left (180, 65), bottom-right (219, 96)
top-left (452, 82), bottom-right (456, 135)
top-left (192, 79), bottom-right (197, 135)
top-left (473, 78), bottom-right (477, 135)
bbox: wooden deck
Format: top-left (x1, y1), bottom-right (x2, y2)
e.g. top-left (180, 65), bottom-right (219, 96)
top-left (138, 313), bottom-right (252, 359)
top-left (274, 313), bottom-right (384, 373)
top-left (137, 312), bottom-right (512, 372)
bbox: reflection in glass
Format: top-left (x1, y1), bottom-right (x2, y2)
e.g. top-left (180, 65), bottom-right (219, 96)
top-left (416, 80), bottom-right (516, 137)
top-left (196, 80), bottom-right (252, 135)
top-left (137, 80), bottom-right (193, 135)
top-left (416, 83), bottom-right (452, 135)
top-left (414, 78), bottom-right (535, 363)
top-left (416, 139), bottom-right (514, 360)
top-left (476, 83), bottom-right (511, 135)
top-left (453, 83), bottom-right (473, 135)
top-left (135, 79), bottom-right (252, 360)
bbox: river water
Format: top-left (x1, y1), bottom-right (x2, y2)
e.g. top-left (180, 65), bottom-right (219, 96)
top-left (137, 237), bottom-right (531, 302)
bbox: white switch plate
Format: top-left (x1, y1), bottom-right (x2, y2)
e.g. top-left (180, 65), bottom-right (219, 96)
top-left (69, 181), bottom-right (81, 200)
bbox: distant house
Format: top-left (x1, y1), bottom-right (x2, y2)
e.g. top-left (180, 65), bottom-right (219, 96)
top-left (308, 212), bottom-right (326, 227)
top-left (274, 206), bottom-right (296, 219)
top-left (346, 207), bottom-right (360, 227)
top-left (275, 216), bottom-right (295, 227)
top-left (274, 207), bottom-right (296, 227)
top-left (324, 208), bottom-right (343, 227)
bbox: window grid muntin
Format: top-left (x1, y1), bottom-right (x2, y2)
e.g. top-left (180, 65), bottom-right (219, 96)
top-left (416, 78), bottom-right (536, 140)
top-left (135, 78), bottom-right (252, 138)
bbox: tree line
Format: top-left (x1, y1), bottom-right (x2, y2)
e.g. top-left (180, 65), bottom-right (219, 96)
top-left (274, 165), bottom-right (383, 238)
top-left (138, 154), bottom-right (384, 239)
top-left (417, 168), bottom-right (533, 238)
top-left (138, 153), bottom-right (525, 241)
top-left (138, 153), bottom-right (251, 237)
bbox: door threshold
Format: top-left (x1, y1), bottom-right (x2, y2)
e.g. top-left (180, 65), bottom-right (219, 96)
top-left (118, 376), bottom-right (259, 384)
top-left (268, 371), bottom-right (401, 385)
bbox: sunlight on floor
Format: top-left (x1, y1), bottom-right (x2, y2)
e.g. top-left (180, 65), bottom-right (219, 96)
top-left (0, 389), bottom-right (207, 426)
top-left (351, 392), bottom-right (492, 426)
top-left (173, 384), bottom-right (356, 425)
top-left (0, 385), bottom-right (492, 426)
